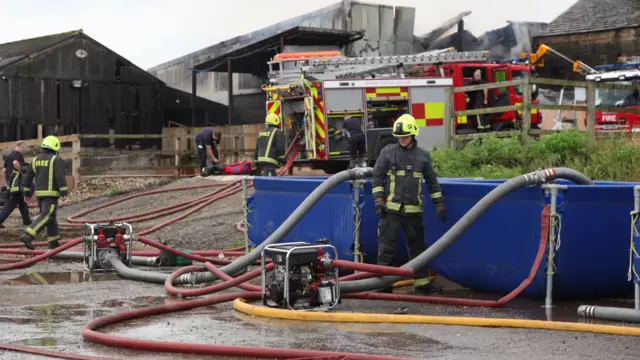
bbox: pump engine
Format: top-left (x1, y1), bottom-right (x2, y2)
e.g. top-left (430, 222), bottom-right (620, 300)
top-left (83, 222), bottom-right (134, 272)
top-left (261, 242), bottom-right (340, 310)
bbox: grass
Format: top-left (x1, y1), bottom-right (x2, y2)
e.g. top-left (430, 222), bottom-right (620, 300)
top-left (430, 131), bottom-right (640, 181)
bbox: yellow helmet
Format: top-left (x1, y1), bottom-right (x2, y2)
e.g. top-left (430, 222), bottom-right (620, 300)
top-left (392, 114), bottom-right (419, 137)
top-left (41, 135), bottom-right (61, 152)
top-left (265, 113), bottom-right (281, 126)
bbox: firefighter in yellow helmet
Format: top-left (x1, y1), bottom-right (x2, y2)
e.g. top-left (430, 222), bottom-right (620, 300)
top-left (253, 113), bottom-right (285, 176)
top-left (20, 135), bottom-right (68, 250)
top-left (371, 114), bottom-right (446, 294)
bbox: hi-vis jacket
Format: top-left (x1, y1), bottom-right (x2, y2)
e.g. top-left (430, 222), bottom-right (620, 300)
top-left (7, 169), bottom-right (23, 194)
top-left (372, 142), bottom-right (443, 215)
top-left (23, 152), bottom-right (68, 198)
top-left (254, 125), bottom-right (285, 165)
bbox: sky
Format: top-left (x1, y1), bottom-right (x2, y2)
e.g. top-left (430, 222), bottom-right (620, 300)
top-left (1, 0), bottom-right (578, 70)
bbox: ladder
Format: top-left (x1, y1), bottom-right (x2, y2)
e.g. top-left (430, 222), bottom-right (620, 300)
top-left (306, 50), bottom-right (490, 67)
top-left (268, 50), bottom-right (491, 84)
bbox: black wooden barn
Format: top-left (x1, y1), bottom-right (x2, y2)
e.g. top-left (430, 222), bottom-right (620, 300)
top-left (0, 29), bottom-right (226, 148)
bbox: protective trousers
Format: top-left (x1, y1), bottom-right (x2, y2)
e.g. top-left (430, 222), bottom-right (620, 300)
top-left (196, 141), bottom-right (208, 174)
top-left (26, 197), bottom-right (59, 243)
top-left (0, 193), bottom-right (31, 225)
top-left (377, 214), bottom-right (430, 285)
top-left (349, 133), bottom-right (366, 168)
top-left (471, 98), bottom-right (490, 131)
top-left (261, 163), bottom-right (277, 177)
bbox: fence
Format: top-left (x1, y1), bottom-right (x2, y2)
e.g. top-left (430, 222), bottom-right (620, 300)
top-left (446, 77), bottom-right (640, 145)
top-left (0, 124), bottom-right (264, 186)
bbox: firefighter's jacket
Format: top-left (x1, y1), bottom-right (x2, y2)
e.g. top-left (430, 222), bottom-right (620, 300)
top-left (254, 125), bottom-right (285, 165)
top-left (22, 152), bottom-right (68, 198)
top-left (372, 142), bottom-right (443, 215)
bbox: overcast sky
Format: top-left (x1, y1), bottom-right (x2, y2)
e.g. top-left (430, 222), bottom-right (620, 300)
top-left (1, 0), bottom-right (578, 70)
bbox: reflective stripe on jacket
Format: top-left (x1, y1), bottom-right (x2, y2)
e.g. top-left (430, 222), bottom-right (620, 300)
top-left (372, 142), bottom-right (442, 215)
top-left (254, 125), bottom-right (285, 166)
top-left (8, 170), bottom-right (22, 194)
top-left (23, 152), bottom-right (68, 198)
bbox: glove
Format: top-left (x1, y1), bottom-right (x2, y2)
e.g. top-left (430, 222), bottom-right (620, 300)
top-left (435, 200), bottom-right (446, 223)
top-left (374, 198), bottom-right (386, 218)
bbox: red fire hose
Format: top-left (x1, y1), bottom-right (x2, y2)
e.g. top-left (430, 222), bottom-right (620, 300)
top-left (0, 144), bottom-right (552, 359)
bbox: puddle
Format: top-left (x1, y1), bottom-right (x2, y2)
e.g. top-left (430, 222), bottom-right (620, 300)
top-left (0, 271), bottom-right (122, 285)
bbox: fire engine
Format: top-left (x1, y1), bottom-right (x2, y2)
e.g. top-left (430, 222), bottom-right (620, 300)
top-left (518, 45), bottom-right (640, 133)
top-left (586, 61), bottom-right (640, 133)
top-left (263, 48), bottom-right (539, 173)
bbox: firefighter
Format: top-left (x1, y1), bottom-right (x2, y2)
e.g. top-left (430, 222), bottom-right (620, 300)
top-left (466, 69), bottom-right (490, 132)
top-left (342, 112), bottom-right (366, 168)
top-left (372, 114), bottom-right (446, 294)
top-left (0, 141), bottom-right (31, 229)
top-left (195, 127), bottom-right (222, 176)
top-left (20, 136), bottom-right (68, 250)
top-left (254, 113), bottom-right (285, 176)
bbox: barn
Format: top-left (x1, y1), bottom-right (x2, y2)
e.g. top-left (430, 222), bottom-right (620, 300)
top-left (0, 29), bottom-right (224, 147)
top-left (533, 0), bottom-right (640, 79)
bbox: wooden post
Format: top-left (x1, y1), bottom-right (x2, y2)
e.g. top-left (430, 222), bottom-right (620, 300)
top-left (586, 82), bottom-right (596, 140)
top-left (72, 137), bottom-right (81, 185)
top-left (443, 86), bottom-right (453, 148)
top-left (174, 136), bottom-right (181, 178)
top-left (521, 78), bottom-right (531, 144)
top-left (37, 125), bottom-right (43, 139)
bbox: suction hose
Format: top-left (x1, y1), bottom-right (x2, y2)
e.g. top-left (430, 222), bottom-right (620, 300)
top-left (339, 168), bottom-right (594, 294)
top-left (578, 305), bottom-right (640, 323)
top-left (177, 167), bottom-right (374, 285)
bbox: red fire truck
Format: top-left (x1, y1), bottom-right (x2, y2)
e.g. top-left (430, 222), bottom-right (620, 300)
top-left (264, 49), bottom-right (540, 173)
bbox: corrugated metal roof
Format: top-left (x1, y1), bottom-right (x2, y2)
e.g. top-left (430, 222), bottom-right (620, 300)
top-left (540, 0), bottom-right (640, 36)
top-left (0, 30), bottom-right (82, 69)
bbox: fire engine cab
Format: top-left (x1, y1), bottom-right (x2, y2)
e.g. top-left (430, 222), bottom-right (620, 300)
top-left (263, 49), bottom-right (539, 173)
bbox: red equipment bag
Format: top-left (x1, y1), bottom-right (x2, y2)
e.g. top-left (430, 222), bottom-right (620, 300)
top-left (223, 160), bottom-right (254, 175)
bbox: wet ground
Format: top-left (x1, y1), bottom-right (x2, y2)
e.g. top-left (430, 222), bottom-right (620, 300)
top-left (0, 176), bottom-right (639, 359)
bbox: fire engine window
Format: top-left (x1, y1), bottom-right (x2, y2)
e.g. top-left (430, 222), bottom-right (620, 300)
top-left (512, 71), bottom-right (530, 95)
top-left (462, 67), bottom-right (487, 85)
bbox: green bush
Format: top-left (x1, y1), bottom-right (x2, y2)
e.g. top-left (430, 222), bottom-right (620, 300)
top-left (430, 131), bottom-right (640, 181)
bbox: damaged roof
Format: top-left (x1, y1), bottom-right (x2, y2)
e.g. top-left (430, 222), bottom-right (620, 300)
top-left (193, 26), bottom-right (363, 73)
top-left (541, 0), bottom-right (640, 36)
top-left (0, 30), bottom-right (82, 69)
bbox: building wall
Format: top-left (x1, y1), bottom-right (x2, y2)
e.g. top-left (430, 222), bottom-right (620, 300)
top-left (0, 36), bottom-right (164, 147)
top-left (147, 1), bottom-right (416, 111)
top-left (534, 27), bottom-right (640, 79)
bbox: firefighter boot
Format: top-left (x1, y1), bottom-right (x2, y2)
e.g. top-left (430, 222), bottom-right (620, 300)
top-left (48, 240), bottom-right (60, 250)
top-left (20, 233), bottom-right (35, 250)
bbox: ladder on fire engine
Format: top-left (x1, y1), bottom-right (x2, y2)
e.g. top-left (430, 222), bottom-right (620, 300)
top-left (268, 49), bottom-right (491, 84)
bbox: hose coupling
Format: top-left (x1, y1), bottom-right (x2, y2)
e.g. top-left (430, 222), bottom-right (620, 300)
top-left (146, 257), bottom-right (162, 267)
top-left (524, 168), bottom-right (557, 185)
top-left (577, 304), bottom-right (597, 318)
top-left (321, 256), bottom-right (334, 270)
top-left (350, 167), bottom-right (373, 180)
top-left (177, 273), bottom-right (195, 285)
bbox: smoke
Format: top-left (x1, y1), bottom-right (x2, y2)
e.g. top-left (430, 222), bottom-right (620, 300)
top-left (423, 20), bottom-right (549, 62)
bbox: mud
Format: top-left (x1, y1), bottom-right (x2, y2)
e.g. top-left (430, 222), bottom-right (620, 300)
top-left (0, 176), bottom-right (640, 359)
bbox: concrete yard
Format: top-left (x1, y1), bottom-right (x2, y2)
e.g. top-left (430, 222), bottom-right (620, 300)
top-left (0, 176), bottom-right (639, 360)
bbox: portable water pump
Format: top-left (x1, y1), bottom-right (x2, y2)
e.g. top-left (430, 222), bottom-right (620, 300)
top-left (83, 222), bottom-right (134, 272)
top-left (261, 242), bottom-right (340, 310)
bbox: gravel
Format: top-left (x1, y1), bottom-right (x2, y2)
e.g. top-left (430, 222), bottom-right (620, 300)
top-left (0, 176), bottom-right (247, 251)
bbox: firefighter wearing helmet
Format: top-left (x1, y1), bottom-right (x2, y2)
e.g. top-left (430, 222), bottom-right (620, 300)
top-left (371, 114), bottom-right (446, 294)
top-left (20, 135), bottom-right (68, 250)
top-left (253, 113), bottom-right (285, 176)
